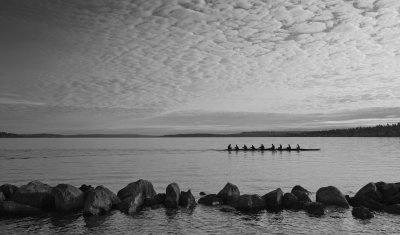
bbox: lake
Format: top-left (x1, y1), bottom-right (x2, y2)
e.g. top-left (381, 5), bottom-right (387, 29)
top-left (1, 137), bottom-right (400, 234)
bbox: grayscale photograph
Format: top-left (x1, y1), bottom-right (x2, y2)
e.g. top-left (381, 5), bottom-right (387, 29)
top-left (1, 0), bottom-right (400, 234)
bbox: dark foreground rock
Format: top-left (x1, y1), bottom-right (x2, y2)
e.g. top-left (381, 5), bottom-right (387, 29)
top-left (217, 182), bottom-right (240, 205)
top-left (376, 182), bottom-right (399, 200)
top-left (262, 188), bottom-right (283, 211)
top-left (282, 193), bottom-right (302, 210)
top-left (117, 179), bottom-right (157, 214)
top-left (198, 194), bottom-right (222, 206)
top-left (144, 193), bottom-right (166, 207)
top-left (0, 192), bottom-right (5, 202)
top-left (291, 185), bottom-right (311, 195)
top-left (0, 201), bottom-right (43, 216)
top-left (236, 194), bottom-right (266, 212)
top-left (179, 190), bottom-right (196, 208)
top-left (355, 182), bottom-right (383, 203)
top-left (347, 195), bottom-right (384, 211)
top-left (0, 184), bottom-right (18, 200)
top-left (352, 206), bottom-right (374, 219)
top-left (316, 186), bottom-right (349, 208)
top-left (304, 202), bottom-right (325, 216)
top-left (52, 184), bottom-right (85, 212)
top-left (83, 186), bottom-right (120, 216)
top-left (165, 183), bottom-right (180, 208)
top-left (11, 180), bottom-right (55, 210)
top-left (384, 204), bottom-right (400, 215)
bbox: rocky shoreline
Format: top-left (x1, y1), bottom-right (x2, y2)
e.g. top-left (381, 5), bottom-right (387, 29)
top-left (1, 180), bottom-right (400, 220)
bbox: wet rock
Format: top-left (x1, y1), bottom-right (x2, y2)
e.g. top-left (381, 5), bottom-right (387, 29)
top-left (179, 190), bottom-right (196, 208)
top-left (352, 206), bottom-right (374, 219)
top-left (0, 192), bottom-right (5, 202)
top-left (385, 193), bottom-right (400, 205)
top-left (117, 179), bottom-right (156, 214)
top-left (292, 190), bottom-right (312, 203)
top-left (316, 186), bottom-right (349, 208)
top-left (0, 184), bottom-right (18, 200)
top-left (144, 193), bottom-right (166, 207)
top-left (236, 194), bottom-right (266, 212)
top-left (165, 183), bottom-right (180, 208)
top-left (291, 185), bottom-right (311, 195)
top-left (384, 204), bottom-right (400, 215)
top-left (217, 182), bottom-right (240, 205)
top-left (220, 205), bottom-right (236, 212)
top-left (83, 186), bottom-right (120, 216)
top-left (347, 195), bottom-right (384, 211)
top-left (52, 184), bottom-right (85, 211)
top-left (198, 194), bottom-right (222, 206)
top-left (262, 188), bottom-right (283, 211)
top-left (355, 182), bottom-right (383, 203)
top-left (304, 202), bottom-right (325, 216)
top-left (282, 193), bottom-right (302, 210)
top-left (0, 201), bottom-right (43, 216)
top-left (376, 182), bottom-right (399, 201)
top-left (11, 180), bottom-right (55, 210)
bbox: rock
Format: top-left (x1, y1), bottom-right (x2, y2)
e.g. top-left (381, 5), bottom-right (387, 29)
top-left (292, 190), bottom-right (312, 203)
top-left (282, 193), bottom-right (302, 210)
top-left (199, 192), bottom-right (206, 196)
top-left (236, 194), bottom-right (266, 211)
top-left (385, 192), bottom-right (400, 205)
top-left (79, 184), bottom-right (94, 194)
top-left (347, 195), bottom-right (384, 211)
top-left (0, 201), bottom-right (43, 216)
top-left (11, 180), bottom-right (55, 210)
top-left (0, 192), bottom-right (5, 202)
top-left (316, 186), bottom-right (349, 208)
top-left (179, 190), bottom-right (196, 208)
top-left (117, 179), bottom-right (156, 201)
top-left (52, 184), bottom-right (85, 211)
top-left (198, 194), bottom-right (222, 206)
top-left (384, 204), bottom-right (400, 215)
top-left (304, 202), bottom-right (325, 216)
top-left (165, 183), bottom-right (180, 208)
top-left (291, 185), bottom-right (311, 195)
top-left (217, 182), bottom-right (240, 205)
top-left (83, 186), bottom-right (120, 216)
top-left (352, 206), bottom-right (374, 219)
top-left (262, 188), bottom-right (283, 211)
top-left (376, 182), bottom-right (399, 200)
top-left (220, 205), bottom-right (236, 212)
top-left (355, 182), bottom-right (383, 203)
top-left (117, 179), bottom-right (156, 214)
top-left (0, 184), bottom-right (18, 200)
top-left (144, 193), bottom-right (166, 207)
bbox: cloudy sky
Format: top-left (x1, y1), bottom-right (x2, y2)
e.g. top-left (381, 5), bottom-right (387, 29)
top-left (1, 0), bottom-right (400, 134)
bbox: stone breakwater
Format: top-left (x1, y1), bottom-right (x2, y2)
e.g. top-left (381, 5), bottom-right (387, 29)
top-left (1, 180), bottom-right (400, 220)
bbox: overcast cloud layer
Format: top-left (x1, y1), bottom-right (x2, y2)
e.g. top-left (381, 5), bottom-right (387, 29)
top-left (1, 0), bottom-right (400, 134)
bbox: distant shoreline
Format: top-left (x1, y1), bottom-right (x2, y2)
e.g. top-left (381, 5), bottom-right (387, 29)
top-left (1, 123), bottom-right (400, 138)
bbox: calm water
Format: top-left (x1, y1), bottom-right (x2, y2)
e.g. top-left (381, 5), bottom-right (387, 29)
top-left (1, 137), bottom-right (400, 234)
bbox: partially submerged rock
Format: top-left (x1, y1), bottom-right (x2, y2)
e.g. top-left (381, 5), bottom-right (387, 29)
top-left (236, 194), bottom-right (266, 212)
top-left (291, 185), bottom-right (311, 196)
top-left (316, 186), bottom-right (349, 208)
top-left (0, 201), bottom-right (43, 216)
top-left (262, 188), bottom-right (283, 211)
top-left (179, 190), bottom-right (196, 208)
top-left (352, 206), bottom-right (374, 219)
top-left (384, 204), bottom-right (400, 215)
top-left (282, 193), bottom-right (302, 210)
top-left (217, 182), bottom-right (240, 205)
top-left (0, 184), bottom-right (18, 200)
top-left (117, 179), bottom-right (156, 214)
top-left (198, 194), bottom-right (222, 206)
top-left (376, 182), bottom-right (399, 200)
top-left (83, 186), bottom-right (120, 216)
top-left (52, 184), bottom-right (85, 212)
top-left (144, 193), bottom-right (166, 207)
top-left (355, 182), bottom-right (383, 203)
top-left (165, 183), bottom-right (180, 208)
top-left (11, 180), bottom-right (55, 210)
top-left (304, 202), bottom-right (325, 216)
top-left (348, 195), bottom-right (384, 211)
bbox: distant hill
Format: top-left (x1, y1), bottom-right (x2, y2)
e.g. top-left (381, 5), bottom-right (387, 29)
top-left (2, 123), bottom-right (400, 138)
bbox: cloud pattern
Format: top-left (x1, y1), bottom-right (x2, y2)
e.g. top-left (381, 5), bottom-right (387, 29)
top-left (1, 0), bottom-right (400, 133)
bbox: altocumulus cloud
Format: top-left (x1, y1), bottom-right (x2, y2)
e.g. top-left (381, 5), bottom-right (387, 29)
top-left (1, 0), bottom-right (400, 133)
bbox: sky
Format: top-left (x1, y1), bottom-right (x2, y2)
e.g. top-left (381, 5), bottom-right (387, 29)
top-left (1, 0), bottom-right (400, 135)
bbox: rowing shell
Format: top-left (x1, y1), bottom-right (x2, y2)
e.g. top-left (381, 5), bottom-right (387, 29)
top-left (223, 148), bottom-right (320, 152)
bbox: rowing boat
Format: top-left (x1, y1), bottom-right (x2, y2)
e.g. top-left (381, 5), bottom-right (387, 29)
top-left (224, 148), bottom-right (320, 152)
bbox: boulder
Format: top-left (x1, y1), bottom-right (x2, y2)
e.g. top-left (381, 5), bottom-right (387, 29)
top-left (352, 206), bottom-right (374, 219)
top-left (355, 182), bottom-right (383, 203)
top-left (236, 194), bottom-right (266, 211)
top-left (83, 186), bottom-right (120, 216)
top-left (348, 195), bottom-right (384, 211)
top-left (220, 205), bottom-right (236, 212)
top-left (291, 185), bottom-right (311, 195)
top-left (384, 204), bottom-right (400, 215)
top-left (316, 186), bottom-right (349, 208)
top-left (217, 182), bottom-right (240, 205)
top-left (262, 188), bottom-right (283, 211)
top-left (385, 193), bottom-right (400, 205)
top-left (52, 184), bottom-right (85, 211)
top-left (0, 201), bottom-right (43, 216)
top-left (165, 183), bottom-right (180, 208)
top-left (117, 179), bottom-right (156, 201)
top-left (282, 193), bottom-right (302, 210)
top-left (292, 190), bottom-right (312, 203)
top-left (376, 182), bottom-right (399, 201)
top-left (144, 193), bottom-right (166, 207)
top-left (0, 184), bottom-right (18, 200)
top-left (198, 194), bottom-right (222, 206)
top-left (304, 202), bottom-right (325, 216)
top-left (11, 180), bottom-right (55, 210)
top-left (179, 190), bottom-right (196, 208)
top-left (0, 192), bottom-right (5, 202)
top-left (79, 184), bottom-right (94, 194)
